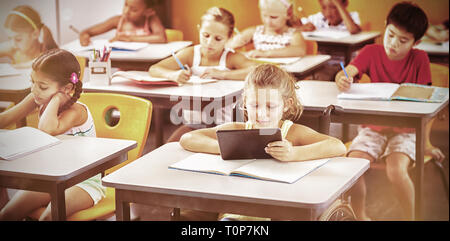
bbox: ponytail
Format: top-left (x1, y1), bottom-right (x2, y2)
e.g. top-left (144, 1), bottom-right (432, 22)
top-left (40, 24), bottom-right (58, 51)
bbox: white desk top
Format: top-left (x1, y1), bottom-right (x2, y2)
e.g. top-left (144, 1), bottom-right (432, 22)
top-left (415, 41), bottom-right (449, 55)
top-left (0, 68), bottom-right (32, 92)
top-left (0, 135), bottom-right (136, 181)
top-left (102, 142), bottom-right (369, 208)
top-left (283, 55), bottom-right (330, 74)
top-left (303, 31), bottom-right (381, 45)
top-left (297, 80), bottom-right (449, 116)
top-left (83, 73), bottom-right (244, 100)
top-left (61, 40), bottom-right (192, 62)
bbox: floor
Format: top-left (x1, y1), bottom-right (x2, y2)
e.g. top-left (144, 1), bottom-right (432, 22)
top-left (140, 114), bottom-right (449, 221)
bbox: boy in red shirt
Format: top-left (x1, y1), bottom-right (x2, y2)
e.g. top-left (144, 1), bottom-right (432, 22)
top-left (335, 2), bottom-right (445, 220)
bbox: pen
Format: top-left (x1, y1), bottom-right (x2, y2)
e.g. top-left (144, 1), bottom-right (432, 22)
top-left (172, 52), bottom-right (186, 70)
top-left (340, 61), bottom-right (349, 79)
top-left (69, 25), bottom-right (80, 34)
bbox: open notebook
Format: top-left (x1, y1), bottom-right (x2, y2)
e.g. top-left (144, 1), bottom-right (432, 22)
top-left (338, 83), bottom-right (449, 103)
top-left (70, 39), bottom-right (149, 52)
top-left (111, 71), bottom-right (218, 86)
top-left (302, 30), bottom-right (351, 39)
top-left (249, 57), bottom-right (301, 65)
top-left (0, 127), bottom-right (61, 161)
top-left (169, 153), bottom-right (329, 184)
top-left (0, 63), bottom-right (21, 77)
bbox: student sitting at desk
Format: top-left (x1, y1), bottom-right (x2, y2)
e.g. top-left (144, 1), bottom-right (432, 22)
top-left (0, 5), bottom-right (58, 68)
top-left (425, 19), bottom-right (449, 43)
top-left (179, 64), bottom-right (346, 220)
top-left (335, 2), bottom-right (445, 220)
top-left (0, 49), bottom-right (105, 221)
top-left (226, 0), bottom-right (307, 58)
top-left (149, 7), bottom-right (257, 141)
top-left (300, 0), bottom-right (361, 34)
top-left (79, 0), bottom-right (166, 46)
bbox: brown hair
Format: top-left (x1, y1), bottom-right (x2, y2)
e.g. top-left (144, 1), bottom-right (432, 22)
top-left (200, 7), bottom-right (235, 37)
top-left (243, 64), bottom-right (303, 122)
top-left (4, 5), bottom-right (58, 51)
top-left (32, 49), bottom-right (82, 115)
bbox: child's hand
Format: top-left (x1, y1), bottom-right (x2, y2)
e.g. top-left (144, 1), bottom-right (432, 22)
top-left (170, 65), bottom-right (192, 85)
top-left (425, 146), bottom-right (445, 163)
top-left (335, 74), bottom-right (353, 92)
top-left (200, 69), bottom-right (225, 80)
top-left (52, 92), bottom-right (72, 107)
top-left (246, 50), bottom-right (267, 58)
top-left (79, 32), bottom-right (91, 46)
top-left (110, 34), bottom-right (131, 42)
top-left (265, 139), bottom-right (294, 162)
top-left (299, 22), bottom-right (316, 32)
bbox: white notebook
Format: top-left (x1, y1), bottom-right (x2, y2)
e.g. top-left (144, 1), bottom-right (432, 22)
top-left (303, 30), bottom-right (351, 39)
top-left (0, 63), bottom-right (21, 77)
top-left (169, 153), bottom-right (330, 184)
top-left (250, 57), bottom-right (302, 65)
top-left (0, 127), bottom-right (61, 161)
top-left (70, 39), bottom-right (149, 52)
top-left (112, 71), bottom-right (218, 86)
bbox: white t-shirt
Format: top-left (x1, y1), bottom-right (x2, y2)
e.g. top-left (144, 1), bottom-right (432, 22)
top-left (301, 11), bottom-right (361, 31)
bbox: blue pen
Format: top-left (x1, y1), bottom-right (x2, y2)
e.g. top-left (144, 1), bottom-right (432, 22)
top-left (172, 52), bottom-right (186, 70)
top-left (340, 61), bottom-right (349, 79)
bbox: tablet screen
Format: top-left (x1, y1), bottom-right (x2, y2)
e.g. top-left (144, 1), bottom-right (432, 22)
top-left (216, 128), bottom-right (281, 160)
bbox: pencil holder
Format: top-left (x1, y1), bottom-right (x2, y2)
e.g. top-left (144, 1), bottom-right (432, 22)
top-left (88, 58), bottom-right (111, 85)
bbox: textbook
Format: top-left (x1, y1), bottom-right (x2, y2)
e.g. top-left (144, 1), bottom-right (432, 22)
top-left (169, 153), bottom-right (330, 184)
top-left (0, 127), bottom-right (61, 161)
top-left (337, 83), bottom-right (449, 103)
top-left (111, 71), bottom-right (218, 86)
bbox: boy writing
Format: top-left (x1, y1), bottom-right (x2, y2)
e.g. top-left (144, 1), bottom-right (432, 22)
top-left (336, 2), bottom-right (444, 220)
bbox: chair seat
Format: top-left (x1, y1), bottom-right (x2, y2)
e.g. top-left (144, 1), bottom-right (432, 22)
top-left (28, 187), bottom-right (116, 221)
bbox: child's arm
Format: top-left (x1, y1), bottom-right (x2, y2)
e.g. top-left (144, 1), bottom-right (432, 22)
top-left (334, 64), bottom-right (359, 92)
top-left (331, 0), bottom-right (361, 34)
top-left (148, 46), bottom-right (193, 84)
top-left (265, 124), bottom-right (346, 162)
top-left (199, 52), bottom-right (258, 80)
top-left (0, 93), bottom-right (38, 128)
top-left (79, 16), bottom-right (121, 46)
top-left (246, 31), bottom-right (307, 58)
top-left (179, 122), bottom-right (243, 154)
top-left (226, 27), bottom-right (257, 50)
top-left (111, 15), bottom-right (167, 43)
top-left (38, 93), bottom-right (87, 135)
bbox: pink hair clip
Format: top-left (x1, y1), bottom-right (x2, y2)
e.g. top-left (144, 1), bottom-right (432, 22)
top-left (70, 72), bottom-right (79, 84)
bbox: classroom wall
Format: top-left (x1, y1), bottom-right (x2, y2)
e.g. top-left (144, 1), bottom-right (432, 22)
top-left (170, 0), bottom-right (449, 44)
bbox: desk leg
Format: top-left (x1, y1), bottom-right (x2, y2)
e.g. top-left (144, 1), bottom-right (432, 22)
top-left (153, 107), bottom-right (164, 148)
top-left (414, 118), bottom-right (426, 221)
top-left (115, 189), bottom-right (130, 221)
top-left (50, 183), bottom-right (66, 221)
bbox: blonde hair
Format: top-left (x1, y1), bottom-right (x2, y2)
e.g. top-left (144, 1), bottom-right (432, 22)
top-left (258, 0), bottom-right (301, 27)
top-left (200, 7), bottom-right (235, 37)
top-left (243, 64), bottom-right (303, 122)
top-left (4, 5), bottom-right (58, 51)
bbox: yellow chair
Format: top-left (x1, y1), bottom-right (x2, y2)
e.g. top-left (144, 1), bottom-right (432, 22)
top-left (29, 93), bottom-right (153, 220)
top-left (345, 65), bottom-right (449, 199)
top-left (165, 29), bottom-right (183, 42)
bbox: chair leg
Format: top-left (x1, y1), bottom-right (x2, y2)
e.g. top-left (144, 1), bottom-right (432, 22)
top-left (432, 159), bottom-right (449, 201)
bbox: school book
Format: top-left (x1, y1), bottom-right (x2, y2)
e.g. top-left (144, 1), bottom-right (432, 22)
top-left (111, 71), bottom-right (218, 86)
top-left (337, 83), bottom-right (449, 103)
top-left (0, 127), bottom-right (61, 161)
top-left (169, 153), bottom-right (330, 184)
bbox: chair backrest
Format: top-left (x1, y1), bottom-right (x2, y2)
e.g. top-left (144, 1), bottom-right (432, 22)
top-left (165, 29), bottom-right (184, 42)
top-left (431, 63), bottom-right (449, 87)
top-left (305, 40), bottom-right (318, 55)
top-left (78, 93), bottom-right (152, 174)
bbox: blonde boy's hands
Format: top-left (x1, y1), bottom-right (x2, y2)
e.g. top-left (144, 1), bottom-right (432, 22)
top-left (265, 139), bottom-right (294, 162)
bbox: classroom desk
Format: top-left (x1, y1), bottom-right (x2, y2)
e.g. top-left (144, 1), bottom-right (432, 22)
top-left (61, 40), bottom-right (193, 70)
top-left (82, 74), bottom-right (244, 147)
top-left (0, 135), bottom-right (136, 221)
top-left (283, 55), bottom-right (331, 80)
top-left (296, 80), bottom-right (449, 220)
top-left (303, 31), bottom-right (381, 65)
top-left (102, 142), bottom-right (369, 221)
top-left (415, 41), bottom-right (449, 64)
top-left (0, 68), bottom-right (32, 127)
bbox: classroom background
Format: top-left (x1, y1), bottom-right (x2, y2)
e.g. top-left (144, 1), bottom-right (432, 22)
top-left (1, 0), bottom-right (449, 46)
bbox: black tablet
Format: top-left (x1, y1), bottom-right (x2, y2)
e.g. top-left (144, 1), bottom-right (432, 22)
top-left (216, 128), bottom-right (282, 160)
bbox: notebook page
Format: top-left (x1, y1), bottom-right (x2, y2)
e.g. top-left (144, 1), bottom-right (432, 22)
top-left (0, 127), bottom-right (61, 160)
top-left (0, 63), bottom-right (21, 77)
top-left (169, 153), bottom-right (253, 176)
top-left (231, 158), bottom-right (330, 183)
top-left (250, 57), bottom-right (302, 65)
top-left (303, 30), bottom-right (351, 39)
top-left (337, 83), bottom-right (399, 100)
